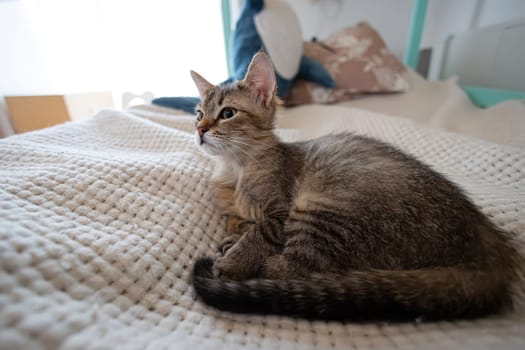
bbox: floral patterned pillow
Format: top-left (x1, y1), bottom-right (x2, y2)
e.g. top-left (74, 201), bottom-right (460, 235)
top-left (285, 22), bottom-right (409, 106)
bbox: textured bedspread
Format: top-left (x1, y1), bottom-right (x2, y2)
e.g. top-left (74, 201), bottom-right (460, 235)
top-left (1, 105), bottom-right (524, 349)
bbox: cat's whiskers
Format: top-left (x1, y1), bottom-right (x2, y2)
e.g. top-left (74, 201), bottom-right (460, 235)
top-left (233, 137), bottom-right (290, 160)
top-left (207, 134), bottom-right (243, 163)
top-left (224, 142), bottom-right (244, 166)
top-left (223, 138), bottom-right (268, 168)
top-left (227, 149), bottom-right (241, 168)
top-left (225, 135), bottom-right (268, 147)
top-left (223, 134), bottom-right (276, 150)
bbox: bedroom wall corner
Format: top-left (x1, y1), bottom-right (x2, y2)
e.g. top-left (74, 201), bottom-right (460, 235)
top-left (0, 96), bottom-right (15, 138)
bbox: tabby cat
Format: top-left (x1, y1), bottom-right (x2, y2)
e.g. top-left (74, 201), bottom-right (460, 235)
top-left (190, 52), bottom-right (518, 320)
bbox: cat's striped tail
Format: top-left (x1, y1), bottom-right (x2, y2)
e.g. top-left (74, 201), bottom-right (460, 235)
top-left (192, 256), bottom-right (515, 320)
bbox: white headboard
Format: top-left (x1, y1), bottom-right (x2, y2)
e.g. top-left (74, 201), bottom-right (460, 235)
top-left (428, 18), bottom-right (525, 91)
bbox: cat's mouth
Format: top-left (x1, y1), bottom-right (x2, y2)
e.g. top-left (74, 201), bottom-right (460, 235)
top-left (195, 132), bottom-right (221, 155)
top-left (195, 131), bottom-right (207, 146)
top-left (201, 141), bottom-right (220, 155)
top-left (199, 135), bottom-right (212, 147)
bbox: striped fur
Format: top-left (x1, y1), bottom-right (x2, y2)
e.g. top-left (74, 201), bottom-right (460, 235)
top-left (189, 53), bottom-right (519, 320)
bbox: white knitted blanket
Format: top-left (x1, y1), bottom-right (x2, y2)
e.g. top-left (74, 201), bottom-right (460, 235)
top-left (1, 105), bottom-right (524, 350)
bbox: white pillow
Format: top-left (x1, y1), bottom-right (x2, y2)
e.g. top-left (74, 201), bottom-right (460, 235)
top-left (254, 0), bottom-right (302, 80)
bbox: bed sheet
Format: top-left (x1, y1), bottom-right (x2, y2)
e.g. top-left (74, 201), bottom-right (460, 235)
top-left (0, 104), bottom-right (524, 349)
top-left (337, 70), bottom-right (525, 148)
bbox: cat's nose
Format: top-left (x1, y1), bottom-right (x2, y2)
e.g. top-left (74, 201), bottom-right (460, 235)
top-left (197, 127), bottom-right (209, 137)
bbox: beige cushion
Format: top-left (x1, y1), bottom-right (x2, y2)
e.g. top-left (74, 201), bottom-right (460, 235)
top-left (286, 22), bottom-right (409, 106)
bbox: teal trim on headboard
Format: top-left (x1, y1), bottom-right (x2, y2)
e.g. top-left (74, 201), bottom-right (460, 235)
top-left (404, 0), bottom-right (428, 70)
top-left (462, 86), bottom-right (525, 108)
top-left (221, 0), bottom-right (233, 76)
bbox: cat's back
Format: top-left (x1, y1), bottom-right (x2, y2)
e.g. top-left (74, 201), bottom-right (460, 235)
top-left (288, 133), bottom-right (485, 269)
top-left (295, 132), bottom-right (428, 188)
top-left (291, 132), bottom-right (481, 236)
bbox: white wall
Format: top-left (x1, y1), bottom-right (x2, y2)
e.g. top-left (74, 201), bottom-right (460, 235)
top-left (0, 0), bottom-right (228, 97)
top-left (0, 0), bottom-right (228, 137)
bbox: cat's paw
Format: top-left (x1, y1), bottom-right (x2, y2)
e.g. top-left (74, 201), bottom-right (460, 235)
top-left (212, 256), bottom-right (252, 280)
top-left (217, 234), bottom-right (242, 256)
top-left (226, 215), bottom-right (243, 234)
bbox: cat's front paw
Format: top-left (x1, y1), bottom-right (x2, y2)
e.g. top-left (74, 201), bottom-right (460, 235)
top-left (226, 215), bottom-right (247, 235)
top-left (212, 256), bottom-right (252, 280)
top-left (217, 234), bottom-right (242, 256)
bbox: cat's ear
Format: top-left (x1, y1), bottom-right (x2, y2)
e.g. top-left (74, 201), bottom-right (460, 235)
top-left (190, 70), bottom-right (214, 98)
top-left (243, 52), bottom-right (276, 107)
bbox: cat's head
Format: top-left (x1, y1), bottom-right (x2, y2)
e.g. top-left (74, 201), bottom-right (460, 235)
top-left (191, 52), bottom-right (278, 158)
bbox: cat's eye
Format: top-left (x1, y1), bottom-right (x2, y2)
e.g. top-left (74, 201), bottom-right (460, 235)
top-left (196, 110), bottom-right (203, 121)
top-left (220, 108), bottom-right (236, 119)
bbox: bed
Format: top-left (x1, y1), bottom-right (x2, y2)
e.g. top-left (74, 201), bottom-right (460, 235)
top-left (1, 2), bottom-right (525, 350)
